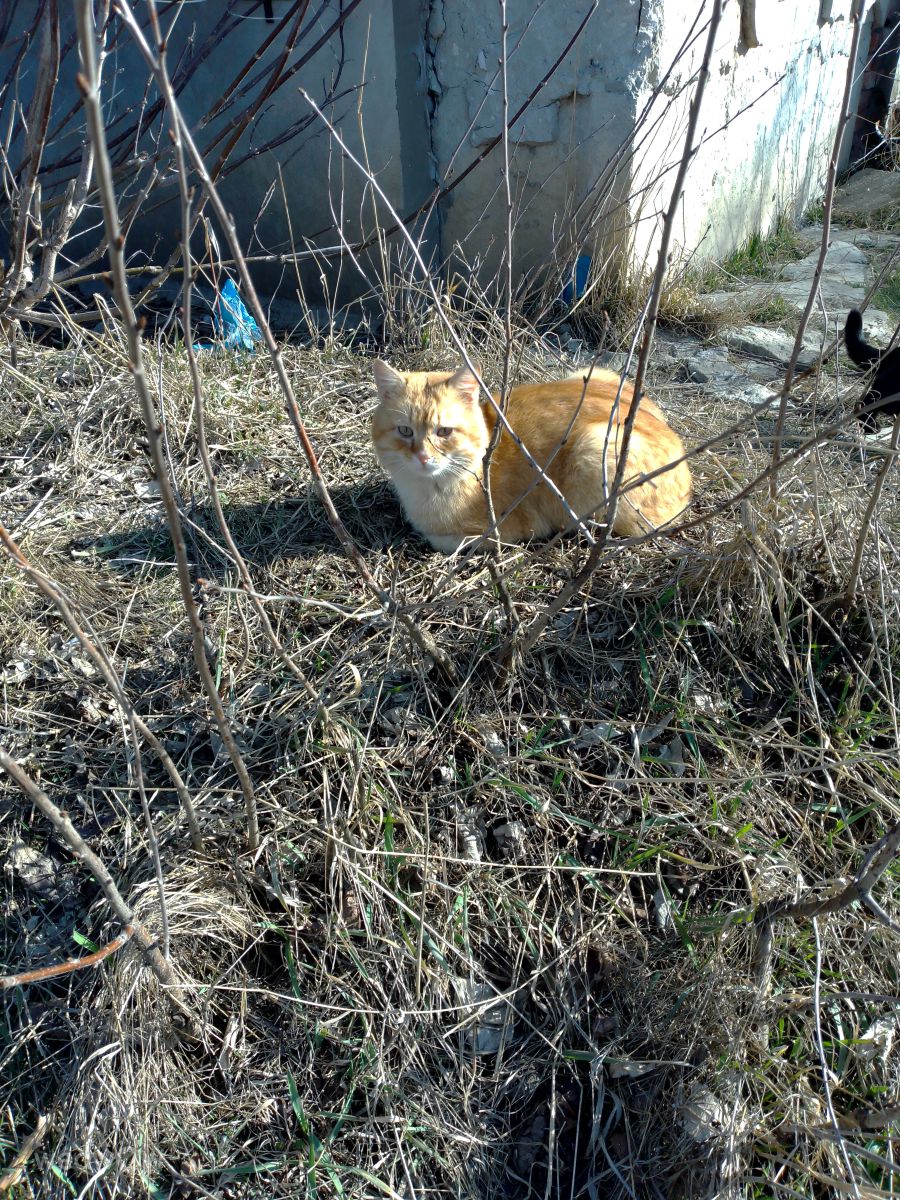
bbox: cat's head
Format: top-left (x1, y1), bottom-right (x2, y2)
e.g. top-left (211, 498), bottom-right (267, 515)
top-left (370, 361), bottom-right (488, 482)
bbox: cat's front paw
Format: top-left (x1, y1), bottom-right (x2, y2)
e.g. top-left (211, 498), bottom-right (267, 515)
top-left (425, 532), bottom-right (467, 554)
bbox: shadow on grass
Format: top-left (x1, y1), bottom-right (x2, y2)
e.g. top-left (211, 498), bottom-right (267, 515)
top-left (87, 480), bottom-right (419, 577)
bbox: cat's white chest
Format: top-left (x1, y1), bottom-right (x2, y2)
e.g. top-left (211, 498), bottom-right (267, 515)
top-left (389, 467), bottom-right (444, 521)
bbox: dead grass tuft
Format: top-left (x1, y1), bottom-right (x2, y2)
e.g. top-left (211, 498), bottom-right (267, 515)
top-left (2, 290), bottom-right (900, 1200)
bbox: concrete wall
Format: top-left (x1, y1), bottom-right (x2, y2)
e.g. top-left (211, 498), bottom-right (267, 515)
top-left (0, 0), bottom-right (437, 305)
top-left (425, 0), bottom-right (643, 289)
top-left (0, 0), bottom-right (887, 307)
top-left (428, 0), bottom-right (880, 284)
top-left (629, 0), bottom-right (878, 270)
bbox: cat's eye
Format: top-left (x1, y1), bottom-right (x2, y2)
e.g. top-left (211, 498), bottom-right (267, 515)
top-left (397, 425), bottom-right (414, 438)
top-left (435, 426), bottom-right (453, 438)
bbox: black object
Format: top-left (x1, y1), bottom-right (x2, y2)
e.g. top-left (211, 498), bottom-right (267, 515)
top-left (844, 308), bottom-right (900, 428)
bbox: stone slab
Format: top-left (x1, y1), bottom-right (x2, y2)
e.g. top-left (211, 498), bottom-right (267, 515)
top-left (724, 325), bottom-right (818, 371)
top-left (798, 224), bottom-right (900, 252)
top-left (833, 168), bottom-right (900, 220)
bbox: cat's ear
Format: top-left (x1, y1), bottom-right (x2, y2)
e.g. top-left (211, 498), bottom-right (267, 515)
top-left (448, 362), bottom-right (482, 404)
top-left (373, 359), bottom-right (406, 401)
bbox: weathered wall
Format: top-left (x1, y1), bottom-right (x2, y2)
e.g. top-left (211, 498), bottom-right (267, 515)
top-left (1, 0), bottom-right (889, 307)
top-left (426, 0), bottom-right (880, 285)
top-left (136, 0), bottom-right (436, 302)
top-left (425, 0), bottom-right (646, 289)
top-left (628, 0), bottom-right (878, 270)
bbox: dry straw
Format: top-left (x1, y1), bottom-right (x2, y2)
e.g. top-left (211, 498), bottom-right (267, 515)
top-left (1, 2), bottom-right (900, 1197)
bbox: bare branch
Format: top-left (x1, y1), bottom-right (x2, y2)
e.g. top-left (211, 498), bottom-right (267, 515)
top-left (0, 520), bottom-right (204, 850)
top-left (496, 0), bottom-right (724, 668)
top-left (113, 0), bottom-right (459, 682)
top-left (0, 1114), bottom-right (50, 1195)
top-left (756, 819), bottom-right (900, 926)
top-left (147, 4), bottom-right (324, 718)
top-left (0, 746), bottom-right (198, 1030)
top-left (1, 926), bottom-right (135, 989)
top-left (843, 413), bottom-right (900, 606)
top-left (74, 0), bottom-right (261, 849)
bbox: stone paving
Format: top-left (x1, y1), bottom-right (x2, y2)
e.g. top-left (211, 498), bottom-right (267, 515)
top-left (649, 172), bottom-right (899, 425)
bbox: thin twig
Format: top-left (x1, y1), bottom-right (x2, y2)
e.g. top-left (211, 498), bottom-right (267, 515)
top-left (1, 927), bottom-right (135, 989)
top-left (770, 0), bottom-right (864, 495)
top-left (843, 412), bottom-right (900, 605)
top-left (0, 1113), bottom-right (50, 1195)
top-left (755, 819), bottom-right (900, 928)
top-left (812, 917), bottom-right (862, 1200)
top-left (480, 0), bottom-right (518, 637)
top-left (0, 520), bottom-right (204, 850)
top-left (147, 3), bottom-right (324, 717)
top-left (0, 747), bottom-right (198, 1029)
top-left (0, 0), bottom-right (58, 315)
top-left (74, 0), bottom-right (260, 849)
top-left (113, 0), bottom-right (459, 682)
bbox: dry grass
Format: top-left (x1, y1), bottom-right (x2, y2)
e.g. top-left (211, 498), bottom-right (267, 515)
top-left (2, 298), bottom-right (900, 1200)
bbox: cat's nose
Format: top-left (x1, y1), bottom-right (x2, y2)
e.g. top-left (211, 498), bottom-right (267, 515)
top-left (414, 448), bottom-right (431, 464)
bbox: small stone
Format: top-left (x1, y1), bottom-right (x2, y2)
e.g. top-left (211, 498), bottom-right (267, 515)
top-left (575, 722), bottom-right (617, 749)
top-left (653, 886), bottom-right (674, 931)
top-left (483, 729), bottom-right (507, 760)
top-left (681, 1085), bottom-right (729, 1143)
top-left (855, 1014), bottom-right (897, 1065)
top-left (69, 655), bottom-right (98, 679)
top-left (732, 380), bottom-right (778, 407)
top-left (450, 976), bottom-right (509, 1056)
top-left (6, 841), bottom-right (72, 902)
top-left (684, 348), bottom-right (742, 385)
top-left (657, 735), bottom-right (687, 777)
top-left (379, 704), bottom-right (425, 735)
top-left (493, 821), bottom-right (526, 859)
top-left (780, 240), bottom-right (869, 288)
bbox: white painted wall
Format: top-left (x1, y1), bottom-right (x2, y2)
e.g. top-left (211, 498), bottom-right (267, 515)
top-left (628, 0), bottom-right (876, 270)
top-left (428, 0), bottom-right (877, 285)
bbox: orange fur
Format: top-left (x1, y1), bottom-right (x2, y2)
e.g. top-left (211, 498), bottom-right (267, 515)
top-left (371, 361), bottom-right (692, 552)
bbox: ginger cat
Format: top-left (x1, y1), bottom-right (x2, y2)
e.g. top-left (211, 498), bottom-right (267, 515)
top-left (371, 361), bottom-right (692, 552)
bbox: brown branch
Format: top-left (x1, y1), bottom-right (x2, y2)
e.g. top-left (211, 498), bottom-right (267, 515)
top-left (200, 0), bottom-right (317, 179)
top-left (0, 747), bottom-right (198, 1030)
top-left (74, 0), bottom-right (261, 849)
top-left (202, 0), bottom-right (310, 125)
top-left (0, 0), bottom-right (58, 315)
top-left (479, 0), bottom-right (518, 638)
top-left (1, 927), bottom-right (135, 989)
top-left (0, 520), bottom-right (204, 850)
top-left (834, 1106), bottom-right (900, 1134)
top-left (0, 1113), bottom-right (50, 1195)
top-left (755, 819), bottom-right (900, 928)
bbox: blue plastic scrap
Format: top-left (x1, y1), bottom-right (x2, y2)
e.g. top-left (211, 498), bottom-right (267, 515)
top-left (562, 255), bottom-right (591, 305)
top-left (193, 278), bottom-right (262, 352)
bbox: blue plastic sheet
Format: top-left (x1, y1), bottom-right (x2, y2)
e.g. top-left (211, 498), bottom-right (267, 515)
top-left (562, 255), bottom-right (591, 305)
top-left (193, 278), bottom-right (262, 352)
